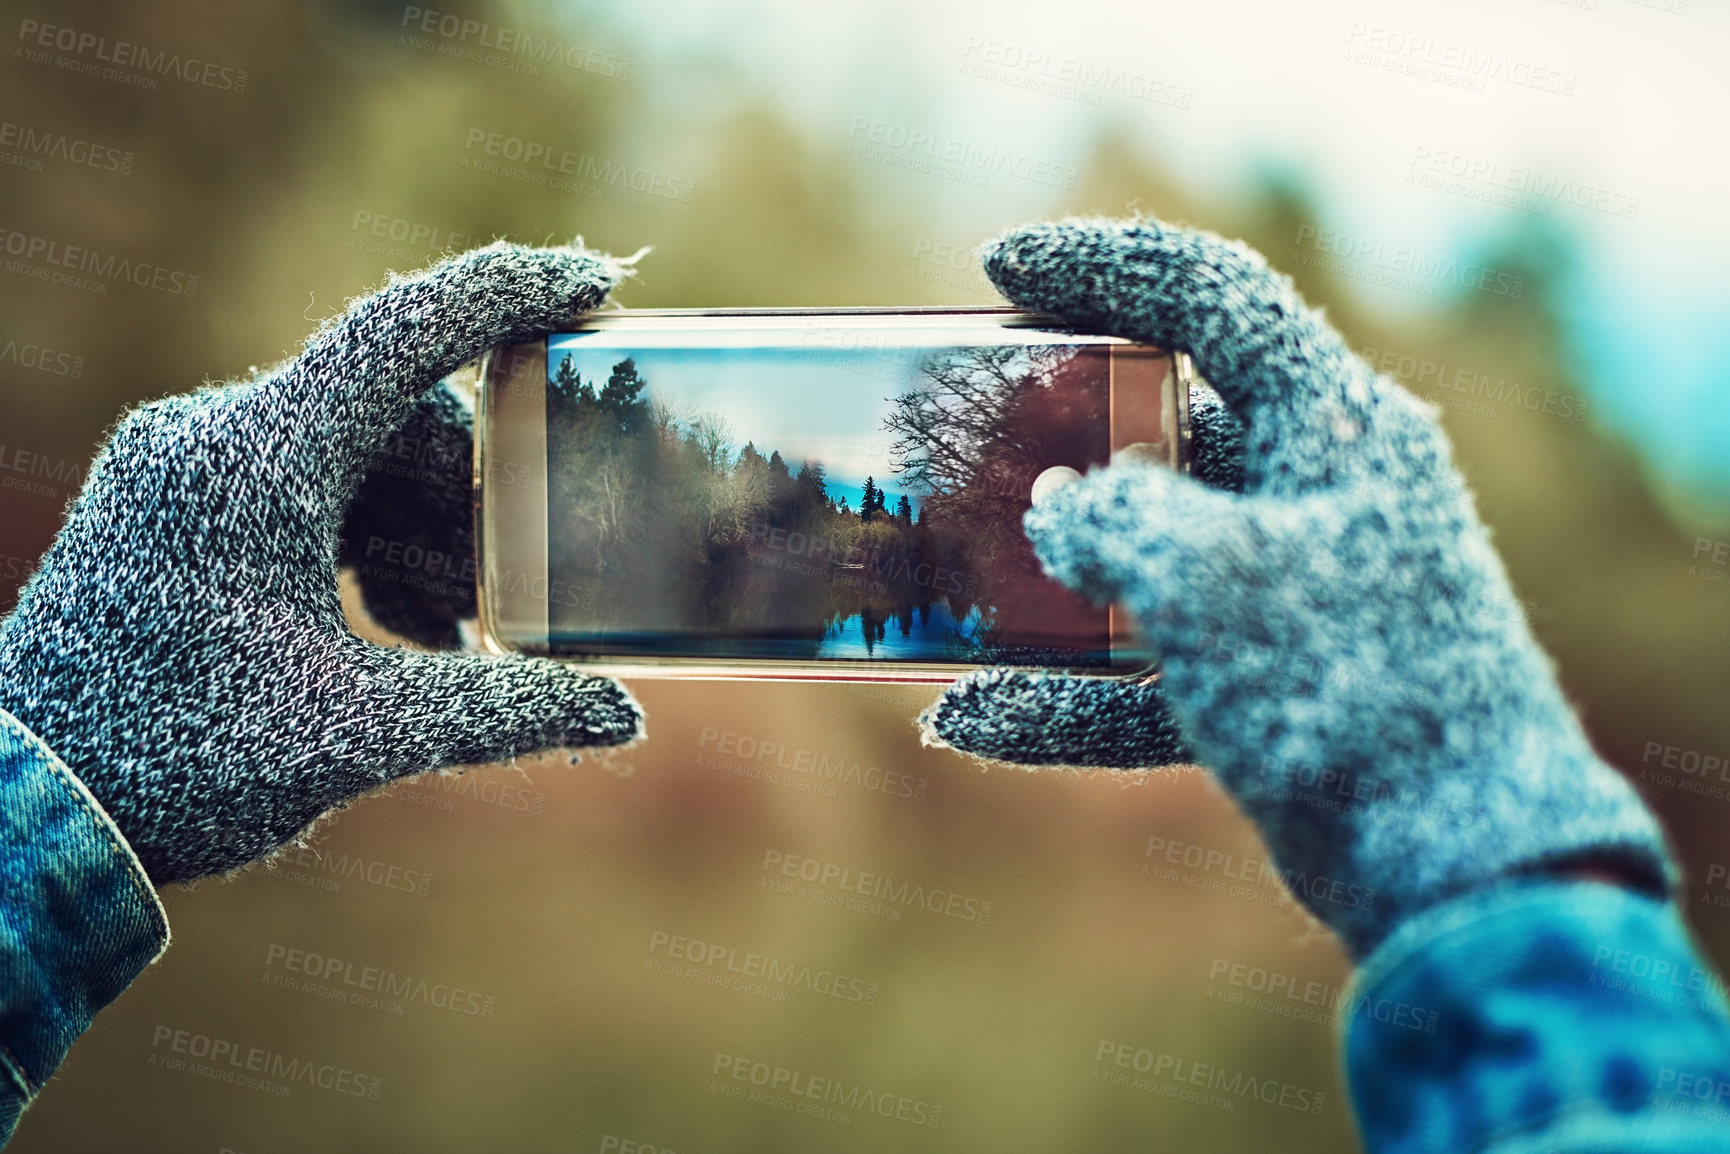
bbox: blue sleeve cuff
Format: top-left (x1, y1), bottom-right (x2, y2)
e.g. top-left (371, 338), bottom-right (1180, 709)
top-left (1342, 879), bottom-right (1730, 1154)
top-left (0, 708), bottom-right (169, 1142)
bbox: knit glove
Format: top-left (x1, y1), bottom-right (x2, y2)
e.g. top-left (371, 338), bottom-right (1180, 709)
top-left (0, 243), bottom-right (642, 885)
top-left (920, 217), bottom-right (1672, 958)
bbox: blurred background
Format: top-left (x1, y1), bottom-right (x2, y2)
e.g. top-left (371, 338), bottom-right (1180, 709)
top-left (2, 0), bottom-right (1727, 1150)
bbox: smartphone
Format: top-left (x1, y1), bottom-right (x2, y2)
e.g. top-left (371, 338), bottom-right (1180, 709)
top-left (474, 308), bottom-right (1190, 682)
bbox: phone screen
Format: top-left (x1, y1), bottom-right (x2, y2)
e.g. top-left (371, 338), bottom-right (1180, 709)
top-left (494, 313), bottom-right (1176, 674)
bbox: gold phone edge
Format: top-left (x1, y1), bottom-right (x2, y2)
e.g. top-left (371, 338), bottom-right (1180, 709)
top-left (472, 313), bottom-right (1191, 684)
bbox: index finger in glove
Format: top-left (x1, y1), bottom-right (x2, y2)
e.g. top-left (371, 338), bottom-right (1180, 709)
top-left (982, 217), bottom-right (1444, 496)
top-left (266, 242), bottom-right (620, 503)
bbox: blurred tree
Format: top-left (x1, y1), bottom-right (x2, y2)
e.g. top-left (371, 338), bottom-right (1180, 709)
top-left (554, 354), bottom-right (583, 397)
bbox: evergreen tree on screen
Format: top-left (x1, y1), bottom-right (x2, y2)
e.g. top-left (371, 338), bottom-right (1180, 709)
top-left (553, 353), bottom-right (582, 397)
top-left (861, 476), bottom-right (879, 522)
top-left (895, 494), bottom-right (913, 527)
top-left (597, 358), bottom-right (648, 432)
top-left (795, 460), bottom-right (830, 508)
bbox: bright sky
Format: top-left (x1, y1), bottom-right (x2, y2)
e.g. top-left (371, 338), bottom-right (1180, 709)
top-left (547, 337), bottom-right (922, 490)
top-left (564, 0), bottom-right (1730, 515)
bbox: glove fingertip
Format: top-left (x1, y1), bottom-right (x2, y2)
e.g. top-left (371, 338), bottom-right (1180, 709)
top-left (551, 669), bottom-right (645, 748)
top-left (438, 240), bottom-right (619, 324)
top-left (385, 650), bottom-right (644, 772)
top-left (918, 669), bottom-right (1039, 766)
top-left (979, 219), bottom-right (1098, 309)
top-left (921, 668), bottom-right (1192, 770)
top-left (916, 666), bottom-right (1017, 754)
top-left (1022, 462), bottom-right (1188, 601)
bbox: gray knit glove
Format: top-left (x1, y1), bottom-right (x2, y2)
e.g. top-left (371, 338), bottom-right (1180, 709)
top-left (921, 217), bottom-right (1672, 958)
top-left (0, 243), bottom-right (642, 885)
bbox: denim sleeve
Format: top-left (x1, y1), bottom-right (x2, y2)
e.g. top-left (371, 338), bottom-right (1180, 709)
top-left (1343, 880), bottom-right (1730, 1154)
top-left (0, 708), bottom-right (168, 1146)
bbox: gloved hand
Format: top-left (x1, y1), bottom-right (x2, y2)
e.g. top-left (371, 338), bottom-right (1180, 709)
top-left (921, 217), bottom-right (1672, 958)
top-left (0, 243), bottom-right (643, 885)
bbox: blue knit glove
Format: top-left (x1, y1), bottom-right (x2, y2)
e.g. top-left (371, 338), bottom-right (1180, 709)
top-left (921, 218), bottom-right (1672, 958)
top-left (0, 243), bottom-right (643, 885)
